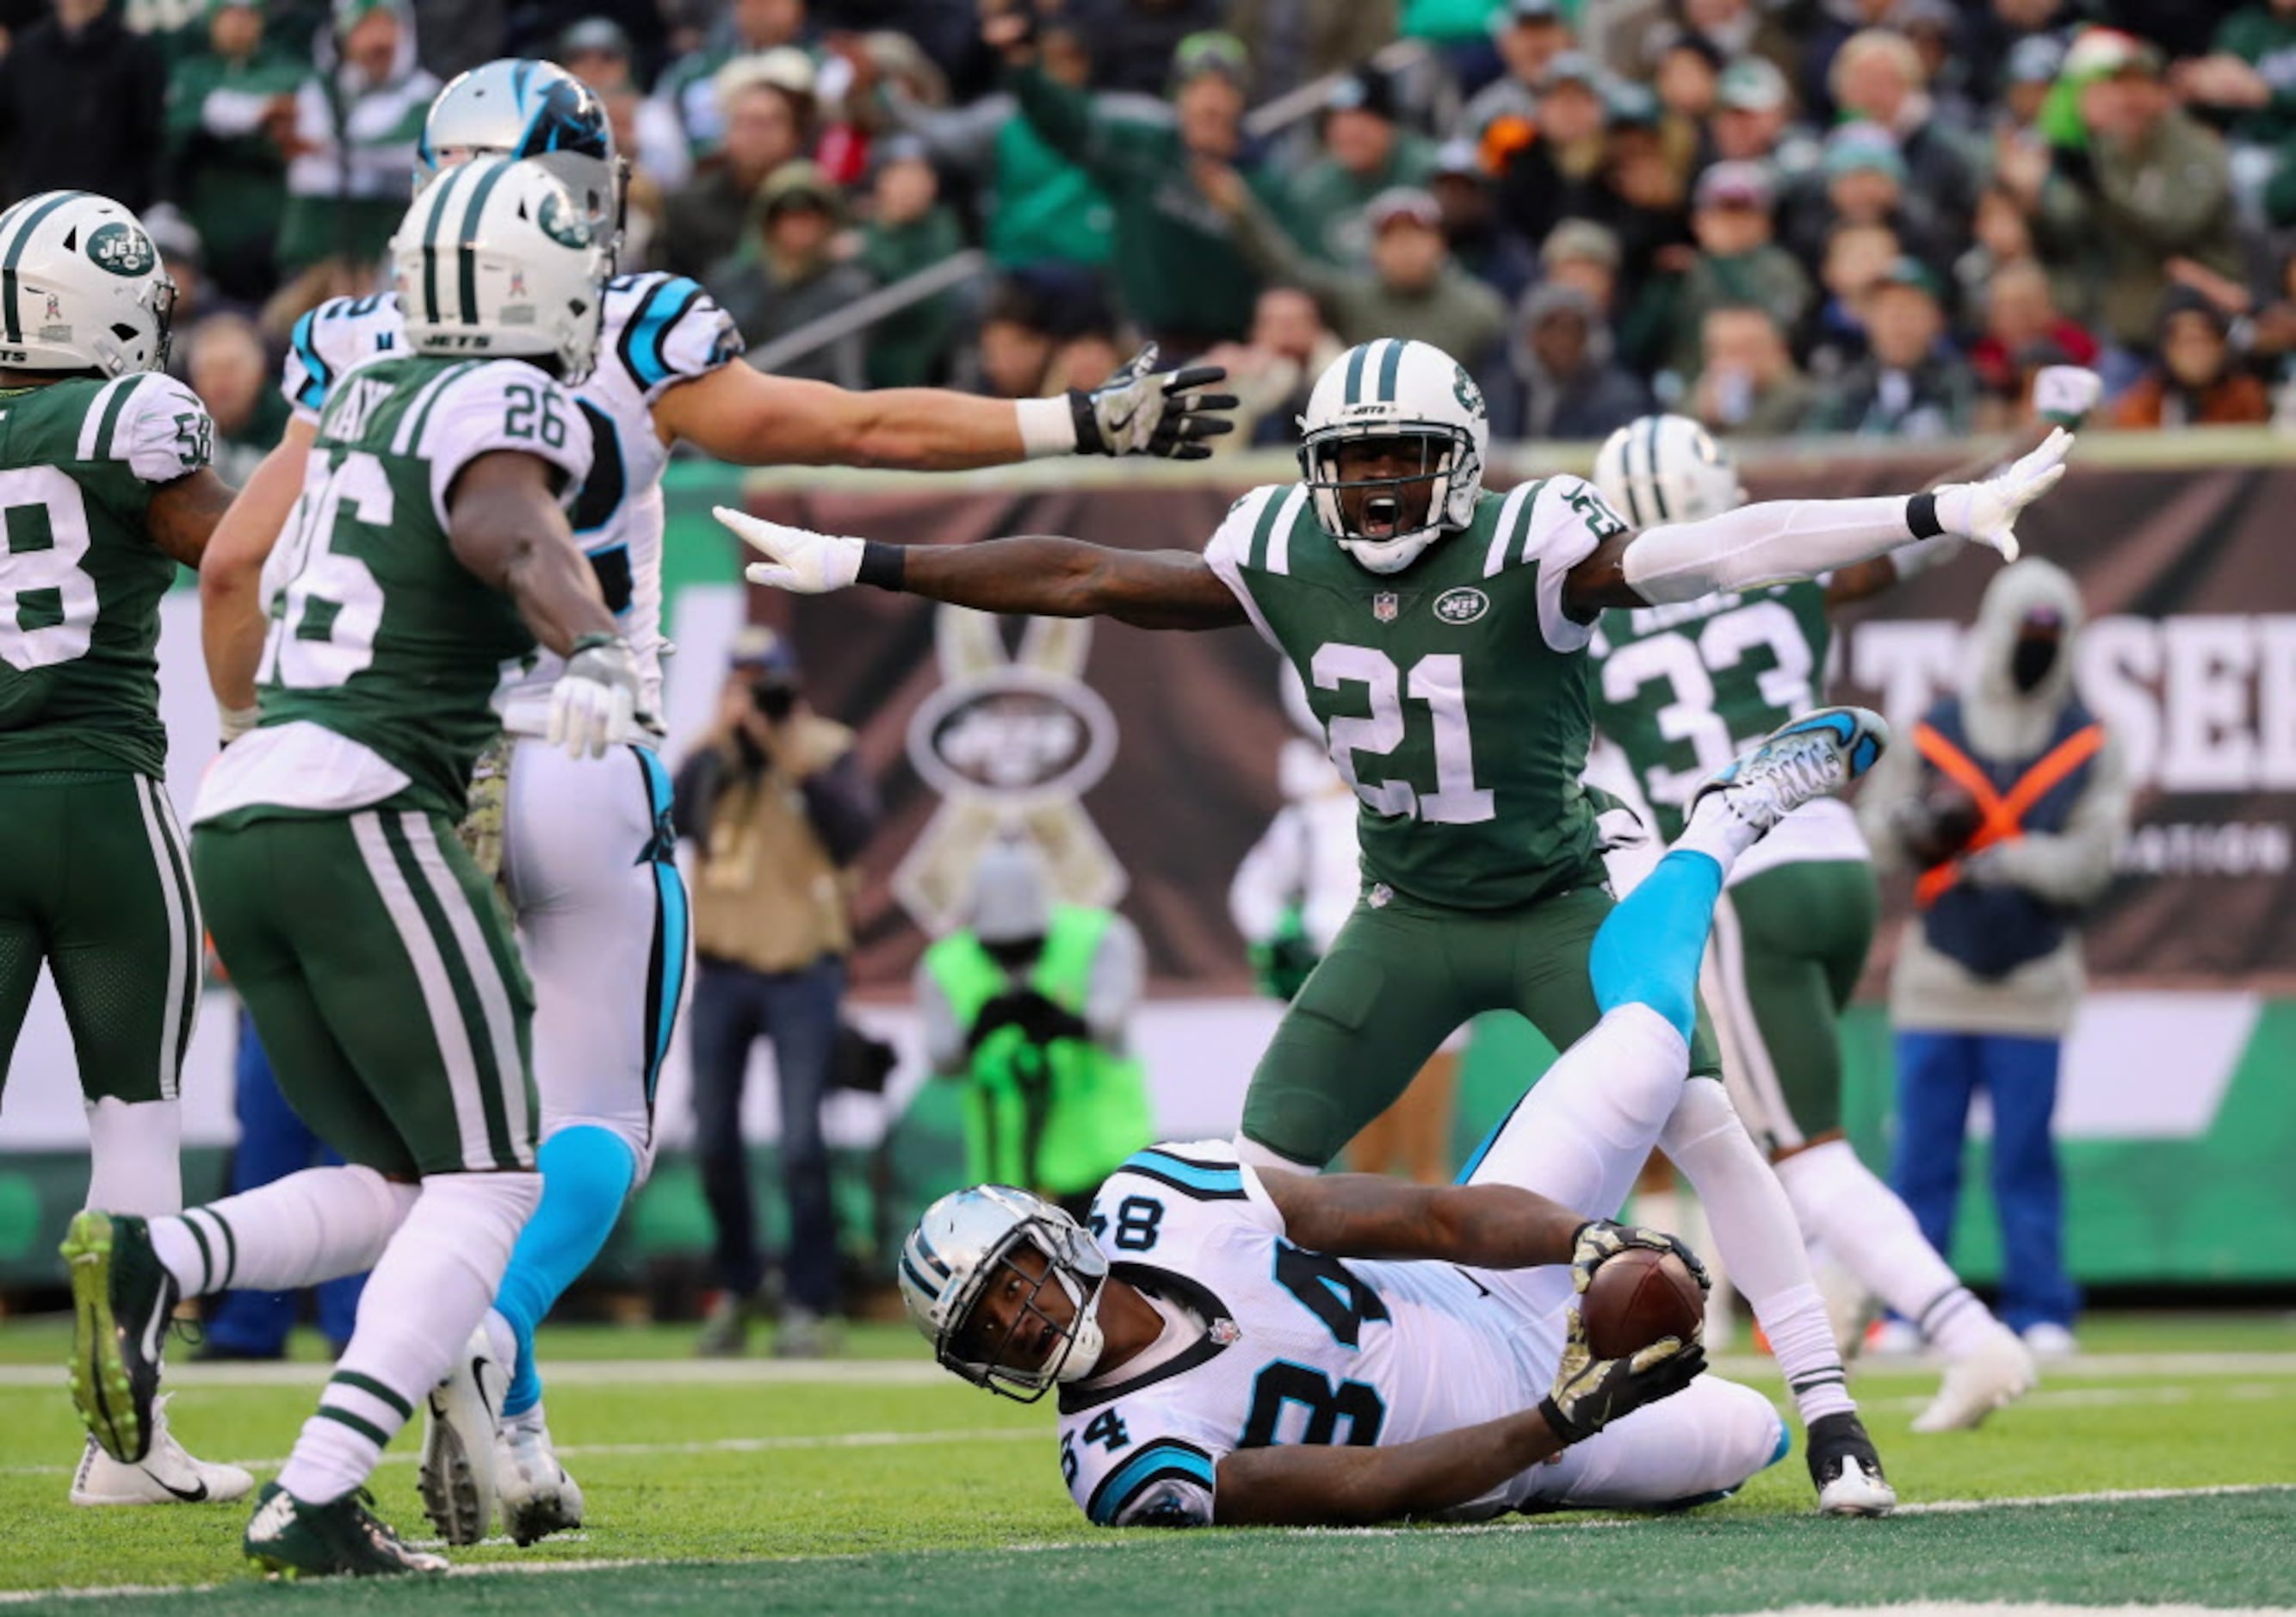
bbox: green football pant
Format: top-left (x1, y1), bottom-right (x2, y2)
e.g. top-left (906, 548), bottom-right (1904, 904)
top-left (1241, 883), bottom-right (1722, 1168)
top-left (0, 772), bottom-right (201, 1106)
top-left (194, 808), bottom-right (537, 1179)
top-left (1702, 858), bottom-right (1878, 1153)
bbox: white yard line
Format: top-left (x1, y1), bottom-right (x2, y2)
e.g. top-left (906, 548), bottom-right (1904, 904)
top-left (2, 1484), bottom-right (2290, 1603)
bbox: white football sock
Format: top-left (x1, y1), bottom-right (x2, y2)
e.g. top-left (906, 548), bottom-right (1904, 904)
top-left (83, 1098), bottom-right (183, 1217)
top-left (1464, 1004), bottom-right (1689, 1225)
top-left (1774, 1138), bottom-right (2002, 1359)
top-left (278, 1171), bottom-right (541, 1505)
top-left (145, 1165), bottom-right (418, 1298)
top-left (1676, 792), bottom-right (1763, 870)
top-left (1660, 1081), bottom-right (1855, 1424)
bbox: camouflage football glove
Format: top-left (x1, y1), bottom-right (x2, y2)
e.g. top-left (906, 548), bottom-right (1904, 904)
top-left (1070, 344), bottom-right (1238, 461)
top-left (1569, 1218), bottom-right (1711, 1297)
top-left (1538, 1310), bottom-right (1707, 1446)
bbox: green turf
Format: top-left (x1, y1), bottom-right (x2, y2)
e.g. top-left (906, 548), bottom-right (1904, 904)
top-left (0, 1315), bottom-right (2289, 1612)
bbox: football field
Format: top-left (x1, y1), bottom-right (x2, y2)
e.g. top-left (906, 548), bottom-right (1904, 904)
top-left (0, 1314), bottom-right (2291, 1614)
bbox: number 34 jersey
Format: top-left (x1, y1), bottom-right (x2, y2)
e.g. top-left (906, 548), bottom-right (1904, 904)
top-left (1056, 1143), bottom-right (1561, 1528)
top-left (281, 273), bottom-right (741, 718)
top-left (1201, 479), bottom-right (1620, 913)
top-left (0, 371), bottom-right (213, 779)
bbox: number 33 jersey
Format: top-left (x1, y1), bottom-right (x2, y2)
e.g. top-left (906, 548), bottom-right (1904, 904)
top-left (1056, 1142), bottom-right (1561, 1528)
top-left (1200, 480), bottom-right (1619, 913)
top-left (281, 273), bottom-right (741, 718)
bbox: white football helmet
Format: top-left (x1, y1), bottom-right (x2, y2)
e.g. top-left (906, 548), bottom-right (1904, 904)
top-left (900, 1186), bottom-right (1109, 1402)
top-left (418, 59), bottom-right (624, 252)
top-left (391, 156), bottom-right (612, 381)
top-left (1593, 413), bottom-right (1744, 527)
top-left (1297, 338), bottom-right (1489, 574)
top-left (0, 191), bottom-right (176, 377)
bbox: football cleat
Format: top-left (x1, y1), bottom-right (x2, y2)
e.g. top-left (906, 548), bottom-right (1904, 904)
top-left (1807, 1410), bottom-right (1897, 1516)
top-left (417, 1325), bottom-right (507, 1546)
top-left (497, 1406), bottom-right (585, 1546)
top-left (61, 1210), bottom-right (176, 1464)
top-left (71, 1395), bottom-right (254, 1506)
top-left (2021, 1322), bottom-right (2079, 1360)
top-left (1688, 706), bottom-right (1891, 837)
top-left (1912, 1327), bottom-right (2038, 1434)
top-left (244, 1481), bottom-right (448, 1577)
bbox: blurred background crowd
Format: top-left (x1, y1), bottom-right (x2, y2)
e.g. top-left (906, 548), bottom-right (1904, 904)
top-left (12, 0), bottom-right (2296, 461)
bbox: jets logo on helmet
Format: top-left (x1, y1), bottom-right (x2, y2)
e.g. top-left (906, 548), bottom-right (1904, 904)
top-left (1297, 338), bottom-right (1489, 575)
top-left (391, 157), bottom-right (612, 381)
top-left (0, 190), bottom-right (176, 375)
top-left (418, 59), bottom-right (626, 254)
top-left (1593, 414), bottom-right (1744, 528)
top-left (900, 1186), bottom-right (1111, 1402)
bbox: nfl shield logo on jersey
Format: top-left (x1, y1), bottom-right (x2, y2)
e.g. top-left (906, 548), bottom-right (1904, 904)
top-left (1372, 592), bottom-right (1399, 623)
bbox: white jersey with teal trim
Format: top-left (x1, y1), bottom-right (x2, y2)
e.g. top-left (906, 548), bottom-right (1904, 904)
top-left (280, 270), bottom-right (742, 718)
top-left (1055, 1141), bottom-right (1563, 1528)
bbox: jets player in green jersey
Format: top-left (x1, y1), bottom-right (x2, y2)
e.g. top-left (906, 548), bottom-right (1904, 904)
top-left (61, 156), bottom-right (637, 1578)
top-left (1585, 404), bottom-right (2096, 1434)
top-left (0, 189), bottom-right (244, 1508)
top-left (717, 336), bottom-right (2075, 1515)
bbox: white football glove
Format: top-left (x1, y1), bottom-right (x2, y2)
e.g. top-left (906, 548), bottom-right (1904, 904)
top-left (548, 635), bottom-right (640, 759)
top-left (2033, 366), bottom-right (2102, 428)
top-left (713, 506), bottom-right (864, 594)
top-left (1932, 426), bottom-right (2074, 564)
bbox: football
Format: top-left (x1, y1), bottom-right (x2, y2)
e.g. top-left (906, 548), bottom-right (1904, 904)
top-left (1580, 1248), bottom-right (1706, 1360)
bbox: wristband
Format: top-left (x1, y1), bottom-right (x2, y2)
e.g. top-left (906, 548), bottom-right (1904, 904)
top-left (1536, 1394), bottom-right (1587, 1446)
top-left (857, 541), bottom-right (907, 592)
top-left (1906, 492), bottom-right (1943, 540)
top-left (1018, 394), bottom-right (1080, 459)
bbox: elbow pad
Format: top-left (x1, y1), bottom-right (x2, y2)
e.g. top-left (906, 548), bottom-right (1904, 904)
top-left (1621, 496), bottom-right (1921, 604)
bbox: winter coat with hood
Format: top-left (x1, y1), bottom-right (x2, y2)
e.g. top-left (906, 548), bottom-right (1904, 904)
top-left (278, 0), bottom-right (439, 270)
top-left (1858, 558), bottom-right (2132, 1038)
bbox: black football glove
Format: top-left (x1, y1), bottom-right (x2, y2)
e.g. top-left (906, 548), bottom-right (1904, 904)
top-left (1569, 1218), bottom-right (1712, 1297)
top-left (1538, 1310), bottom-right (1707, 1445)
top-left (1070, 344), bottom-right (1238, 461)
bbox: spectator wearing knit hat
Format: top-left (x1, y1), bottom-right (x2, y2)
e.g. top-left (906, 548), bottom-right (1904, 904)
top-left (659, 54), bottom-right (814, 279)
top-left (1282, 65), bottom-right (1439, 267)
top-left (1457, 0), bottom-right (1573, 149)
top-left (1668, 159), bottom-right (1813, 381)
top-left (1810, 256), bottom-right (1974, 438)
top-left (709, 159), bottom-right (876, 388)
top-left (1829, 26), bottom-right (1981, 257)
top-left (2109, 287), bottom-right (2273, 430)
top-left (1483, 279), bottom-right (1652, 442)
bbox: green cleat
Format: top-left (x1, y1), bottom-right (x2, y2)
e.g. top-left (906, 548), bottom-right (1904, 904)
top-left (61, 1210), bottom-right (176, 1464)
top-left (244, 1481), bottom-right (449, 1577)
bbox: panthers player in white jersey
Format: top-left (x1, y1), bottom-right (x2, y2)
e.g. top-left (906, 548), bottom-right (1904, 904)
top-left (194, 59), bottom-right (1237, 1550)
top-left (903, 706), bottom-right (1894, 1527)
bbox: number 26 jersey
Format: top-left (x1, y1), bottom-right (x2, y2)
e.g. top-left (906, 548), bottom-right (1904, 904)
top-left (1055, 1142), bottom-right (1555, 1528)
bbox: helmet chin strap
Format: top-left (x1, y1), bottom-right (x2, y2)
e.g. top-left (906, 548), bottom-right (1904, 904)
top-left (1338, 523), bottom-right (1445, 575)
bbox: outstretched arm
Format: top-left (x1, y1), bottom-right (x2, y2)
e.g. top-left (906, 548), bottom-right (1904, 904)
top-left (1564, 429), bottom-right (2076, 620)
top-left (714, 508), bottom-right (1249, 630)
top-left (654, 345), bottom-right (1233, 470)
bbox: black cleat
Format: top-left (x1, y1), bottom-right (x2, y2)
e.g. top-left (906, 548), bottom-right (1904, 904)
top-left (62, 1211), bottom-right (176, 1464)
top-left (1807, 1409), bottom-right (1897, 1516)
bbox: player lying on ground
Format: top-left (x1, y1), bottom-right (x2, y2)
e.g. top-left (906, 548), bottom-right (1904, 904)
top-left (724, 338), bottom-right (2074, 1514)
top-left (1587, 410), bottom-right (2099, 1430)
top-left (902, 707), bottom-right (1887, 1527)
top-left (64, 155), bottom-right (634, 1578)
top-left (0, 189), bottom-right (247, 1507)
top-left (196, 58), bottom-right (1238, 1552)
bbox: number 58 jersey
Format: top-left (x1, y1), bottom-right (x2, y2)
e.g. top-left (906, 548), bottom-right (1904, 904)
top-left (1055, 1143), bottom-right (1561, 1528)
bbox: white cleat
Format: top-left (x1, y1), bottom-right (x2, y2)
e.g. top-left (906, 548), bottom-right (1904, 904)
top-left (2022, 1322), bottom-right (2079, 1360)
top-left (1689, 706), bottom-right (1891, 836)
top-left (1912, 1328), bottom-right (2039, 1433)
top-left (496, 1405), bottom-right (585, 1547)
top-left (70, 1397), bottom-right (253, 1506)
top-left (417, 1326), bottom-right (507, 1546)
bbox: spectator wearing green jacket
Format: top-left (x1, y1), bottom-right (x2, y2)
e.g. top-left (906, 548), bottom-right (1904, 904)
top-left (1281, 65), bottom-right (1439, 267)
top-left (164, 0), bottom-right (304, 300)
top-left (993, 15), bottom-right (1279, 351)
top-left (857, 138), bottom-right (966, 388)
top-left (1666, 161), bottom-right (1813, 382)
top-left (276, 0), bottom-right (437, 272)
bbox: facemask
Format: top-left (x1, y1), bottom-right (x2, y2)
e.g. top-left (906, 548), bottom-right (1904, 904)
top-left (1055, 1281), bottom-right (1108, 1383)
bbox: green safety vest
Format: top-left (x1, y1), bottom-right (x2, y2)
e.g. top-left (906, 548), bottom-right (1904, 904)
top-left (922, 907), bottom-right (1152, 1197)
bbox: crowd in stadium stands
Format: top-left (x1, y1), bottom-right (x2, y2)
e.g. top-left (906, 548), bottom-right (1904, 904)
top-left (15, 0), bottom-right (2296, 447)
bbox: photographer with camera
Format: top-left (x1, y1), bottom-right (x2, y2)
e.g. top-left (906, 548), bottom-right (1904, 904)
top-left (913, 836), bottom-right (1150, 1224)
top-left (1857, 560), bottom-right (2129, 1360)
top-left (674, 627), bottom-right (880, 1358)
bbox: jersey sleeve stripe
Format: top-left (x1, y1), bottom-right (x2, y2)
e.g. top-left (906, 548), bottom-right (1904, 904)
top-left (289, 308), bottom-right (331, 411)
top-left (616, 276), bottom-right (706, 391)
top-left (1482, 479), bottom-right (1538, 577)
top-left (641, 285), bottom-right (708, 391)
top-left (1245, 483), bottom-right (1290, 572)
top-left (1263, 486), bottom-right (1308, 575)
top-left (87, 374), bottom-right (145, 462)
top-left (74, 374), bottom-right (133, 461)
top-left (1085, 1440), bottom-right (1216, 1527)
top-left (1121, 1149), bottom-right (1246, 1199)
